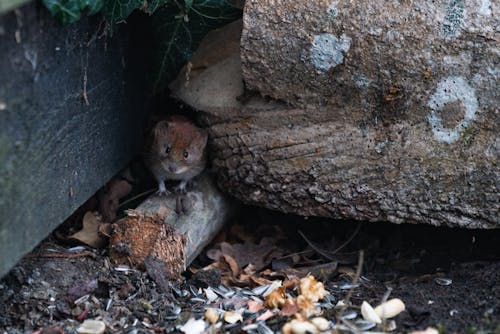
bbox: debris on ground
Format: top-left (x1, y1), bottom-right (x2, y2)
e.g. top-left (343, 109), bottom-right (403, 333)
top-left (0, 210), bottom-right (499, 333)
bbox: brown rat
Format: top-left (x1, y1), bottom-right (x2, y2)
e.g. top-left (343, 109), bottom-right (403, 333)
top-left (145, 115), bottom-right (208, 195)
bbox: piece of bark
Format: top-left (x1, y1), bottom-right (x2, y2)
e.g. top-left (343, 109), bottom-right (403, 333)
top-left (205, 104), bottom-right (498, 228)
top-left (171, 15), bottom-right (498, 228)
top-left (109, 173), bottom-right (233, 279)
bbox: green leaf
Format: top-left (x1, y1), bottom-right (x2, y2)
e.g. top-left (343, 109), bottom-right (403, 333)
top-left (143, 0), bottom-right (170, 14)
top-left (151, 0), bottom-right (241, 92)
top-left (42, 0), bottom-right (103, 25)
top-left (81, 0), bottom-right (104, 15)
top-left (103, 0), bottom-right (142, 26)
top-left (184, 0), bottom-right (193, 10)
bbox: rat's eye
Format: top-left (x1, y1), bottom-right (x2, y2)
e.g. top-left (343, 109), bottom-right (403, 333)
top-left (183, 150), bottom-right (189, 159)
top-left (165, 146), bottom-right (171, 155)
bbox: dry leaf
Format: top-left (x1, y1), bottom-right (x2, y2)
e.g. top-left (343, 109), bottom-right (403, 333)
top-left (221, 254), bottom-right (240, 277)
top-left (249, 275), bottom-right (275, 287)
top-left (299, 275), bottom-right (328, 302)
top-left (247, 300), bottom-right (264, 313)
top-left (264, 286), bottom-right (286, 309)
top-left (280, 298), bottom-right (299, 317)
top-left (256, 310), bottom-right (275, 321)
top-left (296, 295), bottom-right (317, 318)
top-left (208, 238), bottom-right (283, 271)
top-left (69, 211), bottom-right (106, 248)
top-left (98, 176), bottom-right (132, 223)
top-left (283, 277), bottom-right (300, 290)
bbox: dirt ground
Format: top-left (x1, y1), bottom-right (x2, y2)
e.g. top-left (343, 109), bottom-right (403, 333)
top-left (0, 207), bottom-right (498, 334)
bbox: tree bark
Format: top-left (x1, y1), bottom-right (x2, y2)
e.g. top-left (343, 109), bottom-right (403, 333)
top-left (110, 173), bottom-right (234, 279)
top-left (172, 3), bottom-right (499, 228)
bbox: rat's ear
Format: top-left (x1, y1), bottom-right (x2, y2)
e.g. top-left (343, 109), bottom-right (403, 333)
top-left (153, 120), bottom-right (169, 137)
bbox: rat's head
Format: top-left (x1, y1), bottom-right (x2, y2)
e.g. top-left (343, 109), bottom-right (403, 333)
top-left (152, 117), bottom-right (208, 175)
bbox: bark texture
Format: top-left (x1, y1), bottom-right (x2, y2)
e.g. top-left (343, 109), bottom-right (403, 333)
top-left (171, 3), bottom-right (499, 228)
top-left (110, 173), bottom-right (234, 278)
top-left (0, 4), bottom-right (149, 277)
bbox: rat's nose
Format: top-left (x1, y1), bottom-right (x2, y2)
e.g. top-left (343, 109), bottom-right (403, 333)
top-left (168, 165), bottom-right (177, 173)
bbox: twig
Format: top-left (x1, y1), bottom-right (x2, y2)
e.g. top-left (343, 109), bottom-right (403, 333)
top-left (298, 222), bottom-right (362, 261)
top-left (298, 230), bottom-right (336, 260)
top-left (337, 250), bottom-right (364, 320)
top-left (330, 222), bottom-right (362, 255)
top-left (380, 287), bottom-right (393, 331)
top-left (276, 249), bottom-right (314, 260)
top-left (118, 189), bottom-right (156, 209)
top-left (26, 251), bottom-right (96, 259)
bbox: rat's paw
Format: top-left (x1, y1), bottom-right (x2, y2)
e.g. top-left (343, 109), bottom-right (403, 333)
top-left (156, 189), bottom-right (171, 196)
top-left (156, 182), bottom-right (171, 196)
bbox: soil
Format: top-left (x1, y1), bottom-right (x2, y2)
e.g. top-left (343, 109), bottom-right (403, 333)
top-left (0, 207), bottom-right (498, 334)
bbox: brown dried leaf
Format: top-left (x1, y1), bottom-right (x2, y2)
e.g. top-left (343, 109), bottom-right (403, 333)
top-left (249, 275), bottom-right (275, 287)
top-left (98, 177), bottom-right (133, 223)
top-left (209, 237), bottom-right (283, 271)
top-left (264, 286), bottom-right (286, 309)
top-left (299, 275), bottom-right (328, 302)
top-left (247, 300), bottom-right (264, 313)
top-left (280, 298), bottom-right (299, 317)
top-left (256, 310), bottom-right (275, 321)
top-left (221, 254), bottom-right (240, 277)
top-left (68, 211), bottom-right (106, 248)
top-left (297, 295), bottom-right (318, 318)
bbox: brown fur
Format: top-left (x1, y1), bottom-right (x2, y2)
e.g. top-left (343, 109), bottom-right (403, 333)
top-left (145, 115), bottom-right (208, 193)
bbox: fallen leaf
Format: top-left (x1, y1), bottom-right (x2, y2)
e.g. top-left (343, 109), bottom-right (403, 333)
top-left (280, 298), bottom-right (299, 316)
top-left (297, 295), bottom-right (317, 318)
top-left (67, 279), bottom-right (98, 304)
top-left (264, 286), bottom-right (286, 309)
top-left (208, 237), bottom-right (283, 271)
top-left (256, 310), bottom-right (275, 321)
top-left (247, 299), bottom-right (264, 313)
top-left (98, 174), bottom-right (133, 223)
top-left (299, 275), bottom-right (328, 302)
top-left (68, 211), bottom-right (106, 248)
top-left (249, 275), bottom-right (275, 286)
top-left (221, 254), bottom-right (240, 277)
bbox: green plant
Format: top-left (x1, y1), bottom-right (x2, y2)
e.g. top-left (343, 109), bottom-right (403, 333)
top-left (42, 0), bottom-right (241, 92)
